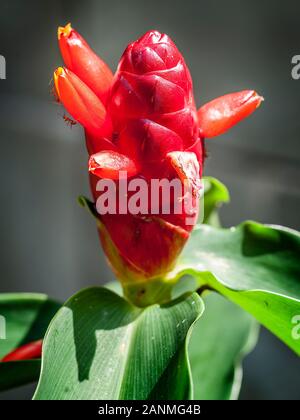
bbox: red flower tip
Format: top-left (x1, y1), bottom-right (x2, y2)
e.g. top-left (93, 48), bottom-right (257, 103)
top-left (1, 340), bottom-right (42, 362)
top-left (89, 151), bottom-right (139, 180)
top-left (53, 66), bottom-right (111, 136)
top-left (58, 23), bottom-right (113, 102)
top-left (198, 90), bottom-right (264, 138)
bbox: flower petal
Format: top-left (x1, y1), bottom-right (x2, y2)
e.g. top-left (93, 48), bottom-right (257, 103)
top-left (58, 23), bottom-right (113, 103)
top-left (198, 90), bottom-right (263, 138)
top-left (54, 67), bottom-right (111, 136)
top-left (89, 150), bottom-right (139, 179)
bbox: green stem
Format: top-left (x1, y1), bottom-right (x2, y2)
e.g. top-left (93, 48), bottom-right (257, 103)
top-left (122, 278), bottom-right (176, 307)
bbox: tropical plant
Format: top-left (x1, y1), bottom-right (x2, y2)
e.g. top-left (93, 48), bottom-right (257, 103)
top-left (0, 25), bottom-right (299, 400)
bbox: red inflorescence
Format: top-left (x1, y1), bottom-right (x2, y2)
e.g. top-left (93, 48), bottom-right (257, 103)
top-left (54, 24), bottom-right (263, 285)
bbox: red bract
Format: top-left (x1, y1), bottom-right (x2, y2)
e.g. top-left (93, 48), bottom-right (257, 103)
top-left (53, 67), bottom-right (111, 137)
top-left (58, 23), bottom-right (113, 103)
top-left (1, 340), bottom-right (42, 362)
top-left (54, 24), bottom-right (263, 303)
top-left (197, 90), bottom-right (263, 138)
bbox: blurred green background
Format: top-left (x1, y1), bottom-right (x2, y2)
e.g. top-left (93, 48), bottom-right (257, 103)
top-left (0, 0), bottom-right (299, 399)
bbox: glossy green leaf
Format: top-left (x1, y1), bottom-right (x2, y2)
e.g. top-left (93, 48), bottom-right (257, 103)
top-left (175, 221), bottom-right (300, 355)
top-left (103, 280), bottom-right (123, 296)
top-left (172, 281), bottom-right (258, 400)
top-left (0, 293), bottom-right (60, 391)
top-left (202, 177), bottom-right (230, 226)
top-left (34, 287), bottom-right (204, 400)
top-left (189, 292), bottom-right (258, 400)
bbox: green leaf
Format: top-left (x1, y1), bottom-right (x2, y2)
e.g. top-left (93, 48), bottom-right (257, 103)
top-left (78, 195), bottom-right (98, 220)
top-left (0, 293), bottom-right (60, 391)
top-left (103, 280), bottom-right (123, 296)
top-left (189, 292), bottom-right (258, 400)
top-left (175, 221), bottom-right (300, 355)
top-left (172, 282), bottom-right (258, 400)
top-left (202, 177), bottom-right (230, 226)
top-left (33, 287), bottom-right (204, 400)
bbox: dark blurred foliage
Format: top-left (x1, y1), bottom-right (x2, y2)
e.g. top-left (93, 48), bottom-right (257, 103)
top-left (0, 0), bottom-right (299, 400)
